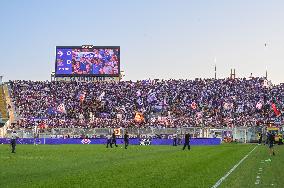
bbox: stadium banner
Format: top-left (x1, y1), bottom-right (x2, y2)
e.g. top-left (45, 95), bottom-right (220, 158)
top-left (55, 77), bottom-right (120, 82)
top-left (114, 128), bottom-right (121, 136)
top-left (0, 138), bottom-right (221, 145)
top-left (151, 138), bottom-right (221, 145)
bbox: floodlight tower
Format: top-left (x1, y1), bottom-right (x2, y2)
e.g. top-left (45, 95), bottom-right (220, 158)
top-left (119, 71), bottom-right (125, 81)
top-left (214, 57), bottom-right (217, 79)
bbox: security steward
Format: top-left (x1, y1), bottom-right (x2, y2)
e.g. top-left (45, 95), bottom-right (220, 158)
top-left (173, 134), bottom-right (177, 146)
top-left (124, 131), bottom-right (129, 149)
top-left (268, 132), bottom-right (275, 156)
top-left (258, 132), bottom-right (262, 145)
top-left (11, 130), bottom-right (19, 153)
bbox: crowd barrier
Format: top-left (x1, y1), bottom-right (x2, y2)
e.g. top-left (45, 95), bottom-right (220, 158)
top-left (3, 126), bottom-right (263, 143)
top-left (0, 138), bottom-right (221, 145)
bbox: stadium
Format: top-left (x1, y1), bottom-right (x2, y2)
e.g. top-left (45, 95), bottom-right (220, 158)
top-left (1, 1), bottom-right (284, 188)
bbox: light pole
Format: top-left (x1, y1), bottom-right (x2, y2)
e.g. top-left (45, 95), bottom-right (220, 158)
top-left (214, 57), bottom-right (217, 79)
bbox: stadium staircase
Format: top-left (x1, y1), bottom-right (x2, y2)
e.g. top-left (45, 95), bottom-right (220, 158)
top-left (0, 85), bottom-right (8, 120)
top-left (3, 84), bottom-right (15, 122)
top-left (0, 86), bottom-right (8, 134)
top-left (0, 84), bottom-right (14, 137)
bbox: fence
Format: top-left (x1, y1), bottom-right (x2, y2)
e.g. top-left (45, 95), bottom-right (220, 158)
top-left (3, 126), bottom-right (277, 143)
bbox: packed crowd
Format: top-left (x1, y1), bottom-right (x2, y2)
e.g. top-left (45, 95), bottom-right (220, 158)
top-left (8, 77), bottom-right (284, 129)
top-left (71, 48), bottom-right (119, 75)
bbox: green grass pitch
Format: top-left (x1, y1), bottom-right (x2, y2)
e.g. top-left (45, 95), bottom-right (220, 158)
top-left (0, 144), bottom-right (283, 188)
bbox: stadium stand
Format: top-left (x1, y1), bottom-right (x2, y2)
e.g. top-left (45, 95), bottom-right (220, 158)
top-left (7, 77), bottom-right (283, 130)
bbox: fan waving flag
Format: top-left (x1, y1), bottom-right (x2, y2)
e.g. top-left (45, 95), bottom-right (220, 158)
top-left (98, 91), bottom-right (105, 101)
top-left (223, 102), bottom-right (233, 110)
top-left (256, 101), bottom-right (263, 110)
top-left (134, 111), bottom-right (144, 123)
top-left (136, 97), bottom-right (143, 108)
top-left (271, 102), bottom-right (281, 117)
top-left (78, 91), bottom-right (86, 102)
top-left (47, 107), bottom-right (56, 115)
top-left (147, 92), bottom-right (156, 103)
top-left (191, 101), bottom-right (197, 109)
top-left (136, 90), bottom-right (142, 97)
top-left (57, 103), bottom-right (66, 114)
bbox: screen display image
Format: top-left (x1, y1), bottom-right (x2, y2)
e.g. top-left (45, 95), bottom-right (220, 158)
top-left (55, 46), bottom-right (120, 77)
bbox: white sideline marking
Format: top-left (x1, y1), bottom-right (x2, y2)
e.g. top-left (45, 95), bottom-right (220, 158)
top-left (211, 146), bottom-right (257, 188)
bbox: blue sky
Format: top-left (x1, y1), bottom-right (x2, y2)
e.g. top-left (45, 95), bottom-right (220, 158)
top-left (0, 0), bottom-right (284, 83)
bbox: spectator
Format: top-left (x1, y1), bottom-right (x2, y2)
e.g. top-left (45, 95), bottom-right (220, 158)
top-left (8, 77), bottom-right (282, 129)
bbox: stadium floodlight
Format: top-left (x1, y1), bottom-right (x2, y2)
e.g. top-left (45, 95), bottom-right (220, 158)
top-left (82, 45), bottom-right (94, 49)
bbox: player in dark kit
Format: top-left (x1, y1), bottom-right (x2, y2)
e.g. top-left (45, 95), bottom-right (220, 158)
top-left (124, 131), bottom-right (129, 149)
top-left (268, 132), bottom-right (275, 156)
top-left (112, 131), bottom-right (118, 147)
top-left (10, 130), bottom-right (19, 153)
top-left (258, 132), bottom-right (262, 145)
top-left (278, 134), bottom-right (283, 145)
top-left (173, 134), bottom-right (177, 146)
top-left (183, 133), bottom-right (191, 150)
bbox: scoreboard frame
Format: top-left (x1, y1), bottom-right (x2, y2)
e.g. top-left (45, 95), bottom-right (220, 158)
top-left (55, 46), bottom-right (120, 78)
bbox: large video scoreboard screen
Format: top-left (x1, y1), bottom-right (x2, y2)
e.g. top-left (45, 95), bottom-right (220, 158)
top-left (55, 46), bottom-right (120, 77)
